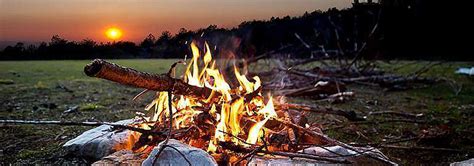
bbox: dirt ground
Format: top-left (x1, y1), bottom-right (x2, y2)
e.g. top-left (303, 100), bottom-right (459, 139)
top-left (1, 60), bottom-right (473, 165)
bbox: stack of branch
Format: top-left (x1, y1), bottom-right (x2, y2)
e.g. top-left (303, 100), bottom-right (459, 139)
top-left (81, 59), bottom-right (392, 164)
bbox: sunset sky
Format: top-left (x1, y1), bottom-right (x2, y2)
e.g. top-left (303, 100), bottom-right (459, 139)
top-left (0, 0), bottom-right (351, 43)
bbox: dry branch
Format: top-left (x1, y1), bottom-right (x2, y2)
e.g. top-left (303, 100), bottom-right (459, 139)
top-left (84, 59), bottom-right (213, 98)
top-left (277, 103), bottom-right (365, 121)
top-left (368, 111), bottom-right (424, 119)
top-left (0, 119), bottom-right (166, 136)
top-left (218, 142), bottom-right (352, 164)
top-left (379, 145), bottom-right (465, 153)
top-left (272, 118), bottom-right (396, 165)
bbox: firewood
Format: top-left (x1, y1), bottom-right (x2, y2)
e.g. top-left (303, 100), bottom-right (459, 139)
top-left (282, 111), bottom-right (297, 145)
top-left (84, 59), bottom-right (213, 98)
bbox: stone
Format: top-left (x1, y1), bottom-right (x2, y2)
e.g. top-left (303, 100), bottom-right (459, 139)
top-left (249, 156), bottom-right (331, 165)
top-left (142, 139), bottom-right (217, 166)
top-left (248, 145), bottom-right (395, 165)
top-left (450, 158), bottom-right (474, 166)
top-left (63, 119), bottom-right (140, 160)
top-left (92, 150), bottom-right (144, 166)
top-left (300, 146), bottom-right (395, 165)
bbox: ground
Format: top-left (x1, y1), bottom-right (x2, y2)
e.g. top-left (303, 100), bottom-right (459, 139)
top-left (0, 59), bottom-right (473, 165)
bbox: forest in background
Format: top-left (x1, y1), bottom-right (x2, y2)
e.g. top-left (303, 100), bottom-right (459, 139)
top-left (1, 1), bottom-right (471, 61)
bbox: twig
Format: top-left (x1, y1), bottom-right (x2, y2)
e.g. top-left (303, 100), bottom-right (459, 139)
top-left (218, 130), bottom-right (254, 146)
top-left (379, 145), bottom-right (465, 153)
top-left (219, 142), bottom-right (352, 164)
top-left (273, 118), bottom-right (396, 165)
top-left (410, 61), bottom-right (443, 78)
top-left (294, 33), bottom-right (311, 49)
top-left (347, 3), bottom-right (382, 69)
top-left (0, 119), bottom-right (166, 136)
top-left (227, 44), bottom-right (293, 72)
top-left (367, 111), bottom-right (424, 119)
top-left (234, 144), bottom-right (265, 165)
top-left (276, 103), bottom-right (365, 121)
top-left (151, 89), bottom-right (191, 165)
top-left (352, 119), bottom-right (428, 124)
top-left (132, 89), bottom-right (150, 101)
top-left (350, 137), bottom-right (419, 146)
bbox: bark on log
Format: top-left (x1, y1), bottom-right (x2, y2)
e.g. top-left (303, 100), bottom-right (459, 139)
top-left (84, 59), bottom-right (213, 98)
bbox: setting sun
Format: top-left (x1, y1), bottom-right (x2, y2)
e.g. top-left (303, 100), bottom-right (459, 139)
top-left (105, 27), bottom-right (123, 40)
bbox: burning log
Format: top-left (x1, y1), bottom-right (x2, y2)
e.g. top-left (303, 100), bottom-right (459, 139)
top-left (84, 59), bottom-right (213, 98)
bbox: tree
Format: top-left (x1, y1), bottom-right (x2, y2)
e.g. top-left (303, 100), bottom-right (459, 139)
top-left (50, 35), bottom-right (68, 46)
top-left (140, 34), bottom-right (156, 48)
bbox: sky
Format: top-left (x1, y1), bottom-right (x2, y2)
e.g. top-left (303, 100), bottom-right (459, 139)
top-left (0, 0), bottom-right (351, 43)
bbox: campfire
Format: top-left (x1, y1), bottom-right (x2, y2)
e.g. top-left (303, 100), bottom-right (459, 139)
top-left (77, 41), bottom-right (394, 165)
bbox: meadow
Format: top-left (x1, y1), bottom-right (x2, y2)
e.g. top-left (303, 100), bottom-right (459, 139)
top-left (0, 59), bottom-right (473, 164)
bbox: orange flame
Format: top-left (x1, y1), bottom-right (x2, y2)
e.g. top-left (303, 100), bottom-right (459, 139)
top-left (142, 41), bottom-right (277, 153)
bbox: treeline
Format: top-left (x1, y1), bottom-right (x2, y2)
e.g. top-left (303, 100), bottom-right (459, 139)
top-left (0, 4), bottom-right (379, 60)
top-left (1, 1), bottom-right (471, 60)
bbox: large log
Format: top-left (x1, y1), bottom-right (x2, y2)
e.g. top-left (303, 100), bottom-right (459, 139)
top-left (84, 59), bottom-right (213, 98)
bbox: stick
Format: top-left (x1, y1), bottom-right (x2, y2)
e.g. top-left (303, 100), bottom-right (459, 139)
top-left (285, 69), bottom-right (439, 87)
top-left (219, 142), bottom-right (352, 164)
top-left (347, 3), bottom-right (382, 69)
top-left (0, 119), bottom-right (165, 136)
top-left (84, 59), bottom-right (213, 98)
top-left (152, 90), bottom-right (191, 165)
top-left (227, 44), bottom-right (293, 72)
top-left (277, 103), bottom-right (365, 121)
top-left (368, 111), bottom-right (424, 119)
top-left (379, 145), bottom-right (465, 153)
top-left (273, 118), bottom-right (396, 165)
top-left (352, 119), bottom-right (428, 124)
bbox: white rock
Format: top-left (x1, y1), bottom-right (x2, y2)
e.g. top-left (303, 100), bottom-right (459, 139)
top-left (249, 156), bottom-right (331, 165)
top-left (142, 139), bottom-right (217, 166)
top-left (451, 158), bottom-right (474, 166)
top-left (301, 146), bottom-right (395, 165)
top-left (63, 119), bottom-right (140, 160)
top-left (249, 146), bottom-right (396, 165)
top-left (455, 67), bottom-right (474, 75)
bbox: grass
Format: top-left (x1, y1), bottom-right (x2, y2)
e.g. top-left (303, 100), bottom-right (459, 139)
top-left (0, 59), bottom-right (473, 164)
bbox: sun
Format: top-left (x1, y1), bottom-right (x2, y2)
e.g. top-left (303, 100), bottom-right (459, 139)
top-left (105, 27), bottom-right (123, 40)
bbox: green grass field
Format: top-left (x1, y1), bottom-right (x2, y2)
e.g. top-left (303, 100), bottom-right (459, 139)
top-left (1, 59), bottom-right (473, 164)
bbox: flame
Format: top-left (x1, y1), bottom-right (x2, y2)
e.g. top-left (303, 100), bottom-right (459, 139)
top-left (246, 97), bottom-right (277, 145)
top-left (143, 41), bottom-right (277, 153)
top-left (229, 98), bottom-right (244, 144)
